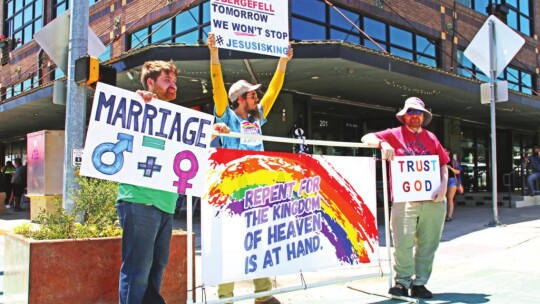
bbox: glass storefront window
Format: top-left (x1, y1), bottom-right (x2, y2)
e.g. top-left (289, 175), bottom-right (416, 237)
top-left (505, 0), bottom-right (531, 36)
top-left (330, 7), bottom-right (359, 30)
top-left (5, 0), bottom-right (43, 49)
top-left (175, 31), bottom-right (198, 45)
top-left (128, 1), bottom-right (209, 50)
top-left (330, 29), bottom-right (360, 44)
top-left (417, 36), bottom-right (436, 57)
top-left (390, 26), bottom-right (412, 49)
top-left (130, 28), bottom-right (149, 49)
top-left (460, 126), bottom-right (491, 192)
top-left (291, 4), bottom-right (438, 67)
top-left (291, 17), bottom-right (326, 40)
top-left (151, 20), bottom-right (173, 44)
top-left (202, 1), bottom-right (210, 23)
top-left (176, 6), bottom-right (200, 32)
top-left (98, 44), bottom-right (111, 62)
top-left (473, 0), bottom-right (490, 15)
top-left (390, 48), bottom-right (413, 60)
top-left (363, 17), bottom-right (386, 42)
top-left (457, 50), bottom-right (534, 94)
top-left (291, 0), bottom-right (326, 21)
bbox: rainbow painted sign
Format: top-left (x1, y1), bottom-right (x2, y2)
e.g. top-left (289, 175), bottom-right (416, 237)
top-left (201, 149), bottom-right (379, 285)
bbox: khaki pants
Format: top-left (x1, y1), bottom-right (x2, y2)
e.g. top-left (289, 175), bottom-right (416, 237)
top-left (218, 277), bottom-right (273, 302)
top-left (391, 200), bottom-right (446, 288)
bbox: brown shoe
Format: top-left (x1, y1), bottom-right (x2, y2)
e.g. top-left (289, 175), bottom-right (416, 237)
top-left (254, 296), bottom-right (281, 304)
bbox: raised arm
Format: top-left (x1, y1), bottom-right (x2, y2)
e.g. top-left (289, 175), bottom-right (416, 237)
top-left (261, 46), bottom-right (293, 118)
top-left (208, 32), bottom-right (228, 117)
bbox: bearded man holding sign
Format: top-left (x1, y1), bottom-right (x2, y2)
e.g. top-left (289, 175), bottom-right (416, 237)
top-left (361, 97), bottom-right (449, 299)
top-left (207, 31), bottom-right (292, 304)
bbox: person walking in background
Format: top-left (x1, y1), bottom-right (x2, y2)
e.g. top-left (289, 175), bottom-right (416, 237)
top-left (11, 158), bottom-right (25, 212)
top-left (1, 161), bottom-right (15, 208)
top-left (525, 146), bottom-right (540, 196)
top-left (208, 32), bottom-right (293, 304)
top-left (445, 148), bottom-right (462, 222)
top-left (116, 60), bottom-right (179, 304)
top-left (361, 97), bottom-right (449, 299)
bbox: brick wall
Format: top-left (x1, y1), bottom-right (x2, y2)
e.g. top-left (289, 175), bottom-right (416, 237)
top-left (0, 0), bottom-right (539, 100)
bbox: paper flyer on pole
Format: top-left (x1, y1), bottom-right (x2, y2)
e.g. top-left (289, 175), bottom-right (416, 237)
top-left (79, 82), bottom-right (215, 196)
top-left (210, 0), bottom-right (290, 57)
top-left (390, 155), bottom-right (441, 203)
top-left (201, 149), bottom-right (379, 285)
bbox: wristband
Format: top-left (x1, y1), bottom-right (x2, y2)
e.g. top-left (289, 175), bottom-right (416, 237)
top-left (378, 141), bottom-right (386, 149)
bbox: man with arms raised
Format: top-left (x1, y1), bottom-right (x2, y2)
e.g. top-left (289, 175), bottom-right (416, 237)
top-left (207, 32), bottom-right (293, 304)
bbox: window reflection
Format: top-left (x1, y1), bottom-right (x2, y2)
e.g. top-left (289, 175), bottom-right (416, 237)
top-left (291, 18), bottom-right (325, 40)
top-left (457, 50), bottom-right (534, 95)
top-left (128, 2), bottom-right (209, 50)
top-left (290, 1), bottom-right (438, 67)
top-left (291, 0), bottom-right (326, 21)
top-left (4, 0), bottom-right (42, 49)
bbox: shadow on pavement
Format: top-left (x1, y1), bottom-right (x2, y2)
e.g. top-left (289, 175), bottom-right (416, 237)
top-left (362, 292), bottom-right (490, 304)
top-left (375, 205), bottom-right (540, 246)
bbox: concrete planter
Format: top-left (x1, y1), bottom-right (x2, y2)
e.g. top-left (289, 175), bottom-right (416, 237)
top-left (4, 231), bottom-right (194, 304)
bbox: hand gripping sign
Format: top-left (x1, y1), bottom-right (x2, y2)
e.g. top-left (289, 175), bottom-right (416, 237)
top-left (390, 155), bottom-right (441, 203)
top-left (80, 82), bottom-right (214, 196)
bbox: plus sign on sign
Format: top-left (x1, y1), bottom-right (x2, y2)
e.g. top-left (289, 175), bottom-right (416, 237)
top-left (464, 15), bottom-right (525, 78)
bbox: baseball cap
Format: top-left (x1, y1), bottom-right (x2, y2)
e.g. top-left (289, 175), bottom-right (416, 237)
top-left (228, 80), bottom-right (261, 102)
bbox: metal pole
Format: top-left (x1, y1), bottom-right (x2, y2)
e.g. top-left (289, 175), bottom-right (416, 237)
top-left (381, 158), bottom-right (393, 288)
top-left (487, 20), bottom-right (500, 226)
top-left (187, 195), bottom-right (193, 304)
top-left (62, 0), bottom-right (88, 213)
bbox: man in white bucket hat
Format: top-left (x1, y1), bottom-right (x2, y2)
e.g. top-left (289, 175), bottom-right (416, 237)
top-left (207, 32), bottom-right (293, 304)
top-left (361, 96), bottom-right (449, 299)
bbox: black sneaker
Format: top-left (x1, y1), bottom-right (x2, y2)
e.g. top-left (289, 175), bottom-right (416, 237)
top-left (388, 283), bottom-right (408, 297)
top-left (411, 285), bottom-right (433, 299)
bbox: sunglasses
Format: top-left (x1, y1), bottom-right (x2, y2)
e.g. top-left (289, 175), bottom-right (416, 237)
top-left (406, 109), bottom-right (423, 115)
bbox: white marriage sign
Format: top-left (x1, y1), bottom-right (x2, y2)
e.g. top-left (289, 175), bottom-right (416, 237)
top-left (80, 82), bottom-right (215, 196)
top-left (210, 0), bottom-right (290, 57)
top-left (390, 155), bottom-right (441, 203)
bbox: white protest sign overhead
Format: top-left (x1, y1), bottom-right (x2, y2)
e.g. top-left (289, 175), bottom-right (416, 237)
top-left (390, 155), bottom-right (441, 203)
top-left (464, 15), bottom-right (525, 79)
top-left (210, 0), bottom-right (290, 57)
top-left (80, 83), bottom-right (215, 196)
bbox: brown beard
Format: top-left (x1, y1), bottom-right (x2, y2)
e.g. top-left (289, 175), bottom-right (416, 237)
top-left (248, 108), bottom-right (261, 121)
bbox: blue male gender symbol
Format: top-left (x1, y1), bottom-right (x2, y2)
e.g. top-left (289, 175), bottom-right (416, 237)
top-left (138, 156), bottom-right (162, 177)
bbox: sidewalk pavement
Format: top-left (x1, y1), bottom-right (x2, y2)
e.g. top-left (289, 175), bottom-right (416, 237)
top-left (2, 205), bottom-right (540, 303)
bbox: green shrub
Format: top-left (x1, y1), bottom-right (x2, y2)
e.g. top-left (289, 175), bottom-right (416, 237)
top-left (14, 176), bottom-right (122, 240)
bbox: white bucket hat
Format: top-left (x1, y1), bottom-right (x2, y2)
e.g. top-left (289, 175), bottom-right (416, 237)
top-left (228, 80), bottom-right (261, 102)
top-left (396, 97), bottom-right (432, 127)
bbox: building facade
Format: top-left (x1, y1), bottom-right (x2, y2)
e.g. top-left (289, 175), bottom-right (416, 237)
top-left (1, 0), bottom-right (539, 193)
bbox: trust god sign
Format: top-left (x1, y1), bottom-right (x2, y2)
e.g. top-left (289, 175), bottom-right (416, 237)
top-left (390, 155), bottom-right (441, 203)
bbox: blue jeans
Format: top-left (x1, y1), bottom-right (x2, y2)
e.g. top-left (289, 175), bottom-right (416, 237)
top-left (527, 172), bottom-right (540, 195)
top-left (117, 201), bottom-right (173, 304)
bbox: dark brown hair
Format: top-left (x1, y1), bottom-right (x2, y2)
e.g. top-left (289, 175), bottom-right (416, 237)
top-left (140, 60), bottom-right (178, 90)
